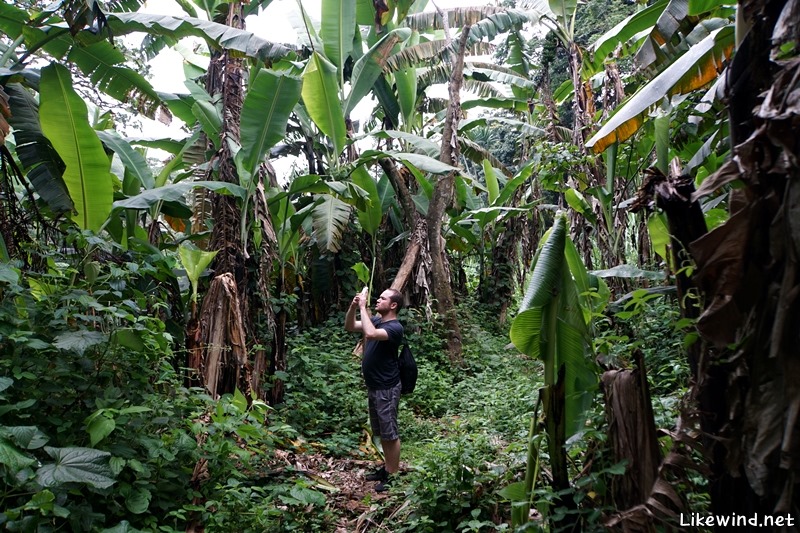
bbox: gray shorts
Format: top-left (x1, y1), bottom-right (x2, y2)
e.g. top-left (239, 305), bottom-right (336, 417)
top-left (368, 381), bottom-right (401, 441)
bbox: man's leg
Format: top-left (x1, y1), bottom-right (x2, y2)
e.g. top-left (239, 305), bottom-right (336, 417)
top-left (382, 438), bottom-right (400, 474)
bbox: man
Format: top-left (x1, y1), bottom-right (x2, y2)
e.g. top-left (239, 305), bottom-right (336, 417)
top-left (345, 288), bottom-right (404, 492)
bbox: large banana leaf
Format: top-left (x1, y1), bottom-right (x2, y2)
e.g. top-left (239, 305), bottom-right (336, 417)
top-left (113, 181), bottom-right (245, 211)
top-left (39, 64), bottom-right (112, 232)
top-left (586, 25), bottom-right (734, 153)
top-left (344, 28), bottom-right (411, 116)
top-left (357, 149), bottom-right (459, 175)
top-left (4, 84), bottom-right (72, 215)
top-left (240, 69), bottom-right (302, 178)
top-left (302, 52), bottom-right (347, 157)
top-left (395, 31), bottom-right (420, 128)
top-left (350, 166), bottom-right (382, 236)
top-left (311, 194), bottom-right (351, 253)
top-left (587, 0), bottom-right (668, 74)
top-left (510, 214), bottom-right (597, 438)
top-left (321, 0), bottom-right (356, 74)
top-left (97, 130), bottom-right (154, 190)
top-left (67, 40), bottom-right (162, 117)
top-left (107, 12), bottom-right (295, 63)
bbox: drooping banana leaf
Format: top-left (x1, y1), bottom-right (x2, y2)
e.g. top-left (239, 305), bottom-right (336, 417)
top-left (587, 0), bottom-right (667, 74)
top-left (394, 30), bottom-right (420, 127)
top-left (67, 40), bottom-right (163, 118)
top-left (97, 130), bottom-right (154, 191)
top-left (39, 63), bottom-right (112, 232)
top-left (510, 213), bottom-right (597, 438)
top-left (112, 181), bottom-right (245, 212)
top-left (345, 28), bottom-right (411, 116)
top-left (107, 12), bottom-right (296, 63)
top-left (4, 83), bottom-right (72, 215)
top-left (586, 25), bottom-right (734, 153)
top-left (240, 69), bottom-right (302, 178)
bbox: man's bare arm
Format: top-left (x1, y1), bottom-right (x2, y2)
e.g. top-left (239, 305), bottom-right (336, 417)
top-left (359, 300), bottom-right (389, 341)
top-left (344, 297), bottom-right (362, 332)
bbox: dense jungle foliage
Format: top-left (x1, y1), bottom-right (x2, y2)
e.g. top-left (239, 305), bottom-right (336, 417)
top-left (0, 0), bottom-right (798, 531)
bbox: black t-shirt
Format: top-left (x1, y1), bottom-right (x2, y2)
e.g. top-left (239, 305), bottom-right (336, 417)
top-left (361, 317), bottom-right (404, 390)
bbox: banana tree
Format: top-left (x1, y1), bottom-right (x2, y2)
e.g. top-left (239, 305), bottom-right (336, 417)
top-left (508, 212), bottom-right (600, 529)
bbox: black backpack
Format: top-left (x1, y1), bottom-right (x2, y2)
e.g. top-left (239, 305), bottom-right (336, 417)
top-left (398, 341), bottom-right (417, 395)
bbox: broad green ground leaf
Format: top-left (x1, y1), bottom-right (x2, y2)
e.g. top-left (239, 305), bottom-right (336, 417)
top-left (53, 330), bottom-right (106, 355)
top-left (87, 416), bottom-right (115, 447)
top-left (124, 487), bottom-right (151, 514)
top-left (240, 69), bottom-right (302, 177)
top-left (302, 52), bottom-right (347, 157)
top-left (0, 438), bottom-right (35, 471)
top-left (1, 426), bottom-right (49, 450)
top-left (37, 447), bottom-right (115, 489)
top-left (39, 63), bottom-right (113, 231)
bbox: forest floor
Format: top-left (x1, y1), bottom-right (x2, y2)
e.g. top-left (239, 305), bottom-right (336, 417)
top-left (269, 449), bottom-right (409, 531)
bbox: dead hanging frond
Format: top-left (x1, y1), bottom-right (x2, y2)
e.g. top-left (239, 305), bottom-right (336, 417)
top-left (197, 273), bottom-right (252, 399)
top-left (462, 78), bottom-right (503, 98)
top-left (404, 6), bottom-right (507, 31)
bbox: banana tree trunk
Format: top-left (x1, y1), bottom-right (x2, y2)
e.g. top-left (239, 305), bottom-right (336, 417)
top-left (426, 27), bottom-right (470, 366)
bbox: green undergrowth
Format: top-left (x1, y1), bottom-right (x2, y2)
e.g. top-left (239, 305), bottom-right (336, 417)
top-left (0, 239), bottom-right (697, 532)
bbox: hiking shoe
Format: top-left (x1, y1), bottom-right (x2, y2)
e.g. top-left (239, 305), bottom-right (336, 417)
top-left (365, 466), bottom-right (387, 482)
top-left (375, 475), bottom-right (393, 493)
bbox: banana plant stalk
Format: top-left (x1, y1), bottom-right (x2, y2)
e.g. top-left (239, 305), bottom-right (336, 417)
top-left (509, 212), bottom-right (599, 529)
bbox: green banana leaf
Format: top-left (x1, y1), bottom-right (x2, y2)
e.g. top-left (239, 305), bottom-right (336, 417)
top-left (107, 12), bottom-right (296, 63)
top-left (39, 63), bottom-right (112, 232)
top-left (4, 83), bottom-right (73, 215)
top-left (302, 52), bottom-right (347, 157)
top-left (587, 0), bottom-right (667, 74)
top-left (395, 31), bottom-right (420, 127)
top-left (240, 69), bottom-right (302, 178)
top-left (321, 0), bottom-right (356, 74)
top-left (345, 28), bottom-right (411, 116)
top-left (113, 181), bottom-right (245, 212)
top-left (350, 166), bottom-right (383, 236)
top-left (510, 213), bottom-right (597, 438)
top-left (67, 40), bottom-right (162, 117)
top-left (97, 130), bottom-right (154, 190)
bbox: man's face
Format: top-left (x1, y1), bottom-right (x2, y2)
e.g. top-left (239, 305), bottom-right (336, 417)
top-left (375, 291), bottom-right (395, 315)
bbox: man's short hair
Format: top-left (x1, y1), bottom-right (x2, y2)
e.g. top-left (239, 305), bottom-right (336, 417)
top-left (386, 288), bottom-right (404, 311)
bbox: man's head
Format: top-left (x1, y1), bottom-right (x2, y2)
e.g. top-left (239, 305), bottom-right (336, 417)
top-left (376, 288), bottom-right (403, 317)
